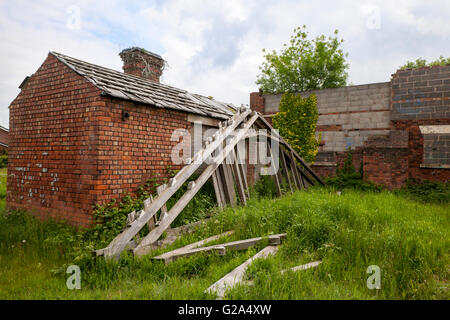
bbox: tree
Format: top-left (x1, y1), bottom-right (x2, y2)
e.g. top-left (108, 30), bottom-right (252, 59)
top-left (256, 26), bottom-right (349, 93)
top-left (399, 56), bottom-right (450, 70)
top-left (272, 92), bottom-right (320, 163)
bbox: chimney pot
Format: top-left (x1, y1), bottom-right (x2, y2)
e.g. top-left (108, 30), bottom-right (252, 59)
top-left (119, 47), bottom-right (165, 83)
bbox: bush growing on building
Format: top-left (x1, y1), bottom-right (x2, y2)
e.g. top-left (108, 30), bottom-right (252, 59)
top-left (256, 26), bottom-right (349, 93)
top-left (272, 92), bottom-right (320, 163)
top-left (399, 56), bottom-right (450, 70)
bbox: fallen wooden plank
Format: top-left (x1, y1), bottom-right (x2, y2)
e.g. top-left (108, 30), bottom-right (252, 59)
top-left (280, 261), bottom-right (322, 274)
top-left (268, 142), bottom-right (282, 196)
top-left (152, 233), bottom-right (286, 262)
top-left (136, 230), bottom-right (235, 259)
top-left (206, 245), bottom-right (279, 299)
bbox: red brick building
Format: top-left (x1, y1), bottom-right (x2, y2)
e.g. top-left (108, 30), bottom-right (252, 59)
top-left (250, 65), bottom-right (450, 189)
top-left (0, 125), bottom-right (8, 153)
top-left (7, 48), bottom-right (236, 226)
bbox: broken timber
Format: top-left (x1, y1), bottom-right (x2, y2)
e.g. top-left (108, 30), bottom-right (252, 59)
top-left (151, 233), bottom-right (287, 262)
top-left (97, 108), bottom-right (324, 260)
top-left (206, 245), bottom-right (280, 299)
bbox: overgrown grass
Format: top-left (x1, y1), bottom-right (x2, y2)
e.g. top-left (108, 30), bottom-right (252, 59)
top-left (0, 168), bottom-right (6, 208)
top-left (0, 185), bottom-right (448, 300)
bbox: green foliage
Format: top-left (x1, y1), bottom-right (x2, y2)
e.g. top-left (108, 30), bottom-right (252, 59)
top-left (395, 180), bottom-right (450, 204)
top-left (0, 155), bottom-right (7, 169)
top-left (272, 92), bottom-right (320, 162)
top-left (326, 148), bottom-right (382, 192)
top-left (256, 26), bottom-right (349, 94)
top-left (251, 175), bottom-right (278, 199)
top-left (0, 168), bottom-right (6, 202)
top-left (1, 188), bottom-right (448, 299)
top-left (399, 56), bottom-right (450, 70)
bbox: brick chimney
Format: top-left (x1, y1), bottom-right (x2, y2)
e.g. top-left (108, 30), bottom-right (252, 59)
top-left (119, 47), bottom-right (165, 83)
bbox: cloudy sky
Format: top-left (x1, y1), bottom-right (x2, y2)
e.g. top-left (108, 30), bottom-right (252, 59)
top-left (1, 0), bottom-right (449, 128)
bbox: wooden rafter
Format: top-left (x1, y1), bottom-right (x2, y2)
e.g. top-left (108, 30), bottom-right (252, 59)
top-left (96, 109), bottom-right (324, 260)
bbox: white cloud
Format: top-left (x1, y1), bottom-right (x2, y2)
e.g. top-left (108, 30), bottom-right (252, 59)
top-left (1, 0), bottom-right (449, 129)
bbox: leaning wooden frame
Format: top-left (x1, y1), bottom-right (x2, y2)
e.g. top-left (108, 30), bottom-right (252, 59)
top-left (96, 108), bottom-right (324, 260)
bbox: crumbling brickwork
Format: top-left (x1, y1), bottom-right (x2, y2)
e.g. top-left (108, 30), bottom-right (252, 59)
top-left (250, 65), bottom-right (450, 187)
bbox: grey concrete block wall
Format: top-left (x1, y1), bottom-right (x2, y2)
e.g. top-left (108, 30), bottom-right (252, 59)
top-left (391, 65), bottom-right (450, 121)
top-left (263, 82), bottom-right (391, 156)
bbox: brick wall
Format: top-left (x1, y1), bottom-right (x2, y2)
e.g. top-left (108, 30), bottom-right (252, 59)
top-left (7, 54), bottom-right (101, 226)
top-left (92, 97), bottom-right (192, 204)
top-left (390, 65), bottom-right (450, 183)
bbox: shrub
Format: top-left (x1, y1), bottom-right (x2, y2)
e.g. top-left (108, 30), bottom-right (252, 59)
top-left (326, 148), bottom-right (382, 192)
top-left (395, 180), bottom-right (450, 204)
top-left (0, 155), bottom-right (7, 168)
top-left (272, 92), bottom-right (320, 162)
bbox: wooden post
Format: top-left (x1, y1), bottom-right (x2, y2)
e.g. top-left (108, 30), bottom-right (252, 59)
top-left (156, 184), bottom-right (169, 224)
top-left (280, 149), bottom-right (293, 193)
top-left (235, 144), bottom-right (249, 198)
top-left (231, 149), bottom-right (247, 206)
top-left (290, 150), bottom-right (303, 189)
top-left (268, 142), bottom-right (282, 197)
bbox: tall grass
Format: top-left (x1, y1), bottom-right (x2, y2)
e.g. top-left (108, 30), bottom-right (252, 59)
top-left (0, 185), bottom-right (448, 300)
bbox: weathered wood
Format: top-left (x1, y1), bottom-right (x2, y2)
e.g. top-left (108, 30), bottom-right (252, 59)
top-left (206, 245), bottom-right (279, 299)
top-left (255, 116), bottom-right (324, 185)
top-left (268, 142), bottom-right (282, 197)
top-left (289, 150), bottom-right (303, 189)
top-left (280, 149), bottom-right (293, 192)
top-left (142, 231), bottom-right (235, 261)
top-left (133, 113), bottom-right (260, 254)
top-left (280, 261), bottom-right (322, 274)
top-left (211, 171), bottom-right (224, 208)
top-left (231, 149), bottom-right (247, 205)
top-left (221, 163), bottom-right (236, 207)
top-left (156, 184), bottom-right (168, 224)
top-left (100, 109), bottom-right (252, 259)
top-left (235, 144), bottom-right (249, 198)
top-left (151, 233), bottom-right (286, 261)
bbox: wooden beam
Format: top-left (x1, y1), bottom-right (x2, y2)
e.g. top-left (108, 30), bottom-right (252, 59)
top-left (280, 148), bottom-right (293, 193)
top-left (151, 233), bottom-right (286, 261)
top-left (289, 150), bottom-right (303, 189)
top-left (231, 149), bottom-right (247, 206)
top-left (254, 116), bottom-right (325, 186)
top-left (211, 170), bottom-right (225, 208)
top-left (280, 261), bottom-right (322, 274)
top-left (133, 113), bottom-right (260, 254)
top-left (235, 144), bottom-right (249, 198)
top-left (156, 184), bottom-right (168, 224)
top-left (139, 231), bottom-right (235, 260)
top-left (100, 109), bottom-right (253, 260)
top-left (267, 142), bottom-right (282, 197)
top-left (206, 245), bottom-right (279, 299)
